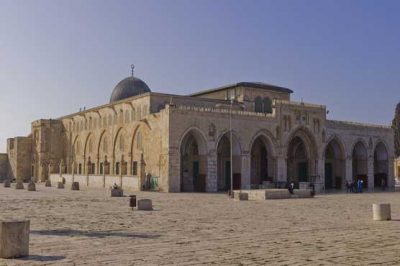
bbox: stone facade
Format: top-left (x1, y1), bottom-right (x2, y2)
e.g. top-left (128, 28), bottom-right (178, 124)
top-left (0, 77), bottom-right (395, 192)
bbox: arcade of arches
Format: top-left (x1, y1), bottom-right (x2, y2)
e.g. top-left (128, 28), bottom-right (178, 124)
top-left (2, 76), bottom-right (394, 193)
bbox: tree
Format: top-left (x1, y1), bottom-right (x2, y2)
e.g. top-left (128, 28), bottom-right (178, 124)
top-left (392, 103), bottom-right (400, 157)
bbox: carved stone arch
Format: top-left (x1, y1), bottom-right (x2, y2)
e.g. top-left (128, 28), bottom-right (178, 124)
top-left (215, 129), bottom-right (242, 155)
top-left (323, 135), bottom-right (346, 160)
top-left (285, 125), bottom-right (319, 159)
top-left (83, 133), bottom-right (94, 157)
top-left (178, 127), bottom-right (208, 155)
top-left (248, 129), bottom-right (277, 157)
top-left (179, 127), bottom-right (209, 192)
top-left (349, 138), bottom-right (369, 158)
top-left (129, 121), bottom-right (151, 154)
top-left (373, 138), bottom-right (390, 155)
top-left (72, 135), bottom-right (81, 160)
top-left (113, 127), bottom-right (128, 157)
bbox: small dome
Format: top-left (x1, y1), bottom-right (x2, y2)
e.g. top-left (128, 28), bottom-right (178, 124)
top-left (110, 76), bottom-right (151, 103)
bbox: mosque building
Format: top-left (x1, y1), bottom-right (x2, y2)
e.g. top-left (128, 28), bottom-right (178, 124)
top-left (0, 69), bottom-right (395, 192)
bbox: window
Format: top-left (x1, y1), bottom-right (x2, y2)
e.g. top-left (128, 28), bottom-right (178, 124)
top-left (132, 161), bottom-right (138, 175)
top-left (78, 163), bottom-right (82, 174)
top-left (255, 96), bottom-right (263, 112)
top-left (100, 163), bottom-right (103, 175)
top-left (263, 97), bottom-right (272, 113)
top-left (115, 162), bottom-right (120, 175)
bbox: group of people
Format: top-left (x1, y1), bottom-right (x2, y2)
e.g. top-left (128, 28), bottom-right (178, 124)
top-left (346, 179), bottom-right (364, 193)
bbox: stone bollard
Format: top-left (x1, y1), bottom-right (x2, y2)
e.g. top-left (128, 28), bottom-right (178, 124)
top-left (3, 180), bottom-right (10, 188)
top-left (71, 182), bottom-right (80, 191)
top-left (110, 188), bottom-right (123, 197)
top-left (27, 182), bottom-right (36, 191)
top-left (234, 191), bottom-right (249, 201)
top-left (0, 220), bottom-right (30, 258)
top-left (373, 203), bottom-right (391, 221)
top-left (137, 199), bottom-right (153, 210)
top-left (15, 182), bottom-right (24, 190)
top-left (45, 180), bottom-right (51, 187)
top-left (57, 182), bottom-right (64, 189)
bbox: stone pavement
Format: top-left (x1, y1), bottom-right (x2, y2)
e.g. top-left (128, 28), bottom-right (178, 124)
top-left (0, 185), bottom-right (400, 265)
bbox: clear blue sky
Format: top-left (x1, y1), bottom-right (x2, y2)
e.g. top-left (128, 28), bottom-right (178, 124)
top-left (0, 0), bottom-right (399, 152)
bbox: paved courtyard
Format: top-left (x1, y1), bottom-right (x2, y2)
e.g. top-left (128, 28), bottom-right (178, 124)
top-left (1, 185), bottom-right (400, 265)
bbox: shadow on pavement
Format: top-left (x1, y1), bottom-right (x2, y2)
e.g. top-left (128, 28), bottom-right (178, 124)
top-left (18, 255), bottom-right (65, 261)
top-left (31, 229), bottom-right (160, 239)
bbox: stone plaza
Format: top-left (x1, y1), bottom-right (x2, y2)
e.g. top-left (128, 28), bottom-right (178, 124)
top-left (0, 185), bottom-right (400, 265)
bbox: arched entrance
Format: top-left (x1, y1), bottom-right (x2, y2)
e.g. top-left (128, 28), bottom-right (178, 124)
top-left (352, 141), bottom-right (368, 188)
top-left (217, 133), bottom-right (241, 191)
top-left (287, 128), bottom-right (318, 188)
top-left (250, 135), bottom-right (275, 187)
top-left (374, 142), bottom-right (389, 189)
top-left (180, 129), bottom-right (207, 192)
top-left (324, 139), bottom-right (345, 190)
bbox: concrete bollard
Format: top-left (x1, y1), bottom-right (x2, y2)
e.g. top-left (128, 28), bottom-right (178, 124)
top-left (27, 182), bottom-right (36, 191)
top-left (15, 182), bottom-right (24, 190)
top-left (137, 199), bottom-right (153, 210)
top-left (234, 191), bottom-right (249, 201)
top-left (373, 203), bottom-right (391, 221)
top-left (3, 180), bottom-right (10, 188)
top-left (110, 188), bottom-right (123, 197)
top-left (57, 182), bottom-right (64, 189)
top-left (71, 182), bottom-right (80, 191)
top-left (45, 180), bottom-right (51, 187)
top-left (0, 220), bottom-right (30, 258)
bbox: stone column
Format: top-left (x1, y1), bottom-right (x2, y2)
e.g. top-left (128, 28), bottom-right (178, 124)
top-left (367, 155), bottom-right (374, 191)
top-left (102, 160), bottom-right (106, 188)
top-left (240, 151), bottom-right (250, 190)
top-left (345, 156), bottom-right (353, 183)
top-left (316, 158), bottom-right (325, 192)
top-left (71, 162), bottom-right (75, 183)
top-left (127, 152), bottom-right (132, 176)
top-left (47, 163), bottom-right (51, 183)
top-left (276, 156), bottom-right (287, 185)
top-left (59, 162), bottom-right (63, 177)
top-left (111, 156), bottom-right (115, 176)
top-left (388, 157), bottom-right (395, 189)
top-left (206, 149), bottom-right (217, 192)
top-left (168, 148), bottom-right (180, 192)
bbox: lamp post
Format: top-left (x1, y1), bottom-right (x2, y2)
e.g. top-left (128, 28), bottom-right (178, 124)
top-left (216, 97), bottom-right (245, 198)
top-left (229, 97), bottom-right (233, 198)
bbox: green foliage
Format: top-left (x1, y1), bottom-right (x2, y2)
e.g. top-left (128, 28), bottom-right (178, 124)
top-left (392, 103), bottom-right (400, 157)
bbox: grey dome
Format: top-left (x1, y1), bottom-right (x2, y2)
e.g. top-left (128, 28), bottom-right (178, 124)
top-left (110, 77), bottom-right (151, 103)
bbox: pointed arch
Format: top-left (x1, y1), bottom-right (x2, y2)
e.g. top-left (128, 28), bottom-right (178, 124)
top-left (324, 136), bottom-right (345, 190)
top-left (374, 141), bottom-right (389, 189)
top-left (179, 127), bottom-right (208, 192)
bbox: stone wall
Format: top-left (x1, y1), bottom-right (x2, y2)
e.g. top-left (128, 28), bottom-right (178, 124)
top-left (0, 154), bottom-right (9, 181)
top-left (7, 137), bottom-right (32, 182)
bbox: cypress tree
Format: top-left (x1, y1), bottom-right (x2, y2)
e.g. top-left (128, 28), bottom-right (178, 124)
top-left (392, 103), bottom-right (400, 157)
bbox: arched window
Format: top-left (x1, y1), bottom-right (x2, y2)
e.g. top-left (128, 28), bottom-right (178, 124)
top-left (263, 97), bottom-right (272, 113)
top-left (255, 96), bottom-right (263, 112)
